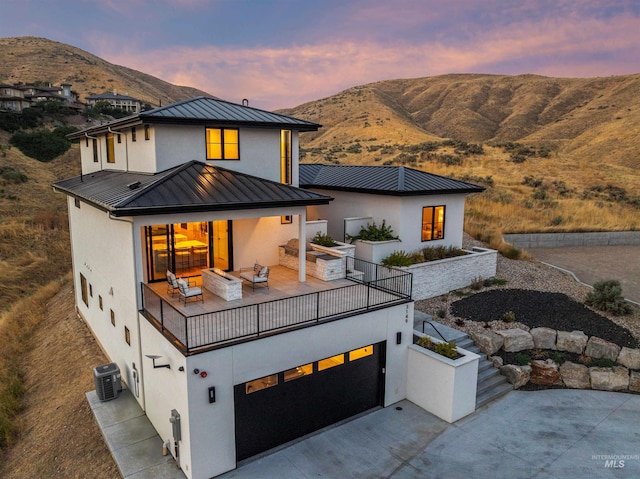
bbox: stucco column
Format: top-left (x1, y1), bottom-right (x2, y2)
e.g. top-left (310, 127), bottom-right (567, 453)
top-left (298, 211), bottom-right (306, 282)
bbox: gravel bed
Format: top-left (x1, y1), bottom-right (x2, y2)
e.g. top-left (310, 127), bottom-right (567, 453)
top-left (415, 236), bottom-right (640, 348)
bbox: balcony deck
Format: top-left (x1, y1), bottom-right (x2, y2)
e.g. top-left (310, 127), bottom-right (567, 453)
top-left (142, 261), bottom-right (412, 355)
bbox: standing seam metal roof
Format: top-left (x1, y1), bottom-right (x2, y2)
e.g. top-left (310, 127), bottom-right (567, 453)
top-left (299, 164), bottom-right (485, 196)
top-left (53, 161), bottom-right (332, 216)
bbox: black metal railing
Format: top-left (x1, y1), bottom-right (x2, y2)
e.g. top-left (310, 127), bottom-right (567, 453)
top-left (141, 259), bottom-right (412, 354)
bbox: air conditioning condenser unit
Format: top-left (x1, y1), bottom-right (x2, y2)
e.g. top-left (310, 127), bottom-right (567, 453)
top-left (94, 363), bottom-right (122, 401)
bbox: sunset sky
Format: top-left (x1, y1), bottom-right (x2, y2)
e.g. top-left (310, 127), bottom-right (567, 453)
top-left (2, 0), bottom-right (639, 110)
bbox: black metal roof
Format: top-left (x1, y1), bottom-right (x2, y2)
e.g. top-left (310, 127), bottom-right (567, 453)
top-left (68, 96), bottom-right (320, 139)
top-left (299, 164), bottom-right (485, 196)
top-left (53, 161), bottom-right (332, 217)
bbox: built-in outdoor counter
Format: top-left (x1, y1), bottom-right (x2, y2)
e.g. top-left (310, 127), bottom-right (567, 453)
top-left (201, 268), bottom-right (243, 301)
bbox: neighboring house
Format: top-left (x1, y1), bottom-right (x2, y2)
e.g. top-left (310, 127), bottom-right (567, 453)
top-left (300, 163), bottom-right (485, 253)
top-left (86, 90), bottom-right (142, 113)
top-left (0, 83), bottom-right (29, 111)
top-left (54, 97), bottom-right (415, 479)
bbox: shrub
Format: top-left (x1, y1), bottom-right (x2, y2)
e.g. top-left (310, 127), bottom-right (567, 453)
top-left (381, 250), bottom-right (413, 267)
top-left (436, 308), bottom-right (447, 319)
top-left (310, 232), bottom-right (337, 247)
top-left (585, 279), bottom-right (632, 316)
top-left (0, 166), bottom-right (28, 184)
top-left (421, 245), bottom-right (466, 262)
top-left (433, 342), bottom-right (458, 359)
top-left (470, 276), bottom-right (484, 290)
top-left (502, 311), bottom-right (516, 322)
top-left (594, 358), bottom-right (615, 368)
top-left (516, 353), bottom-right (531, 366)
top-left (552, 352), bottom-right (567, 365)
top-left (9, 127), bottom-right (73, 162)
top-left (347, 220), bottom-right (399, 242)
top-left (416, 336), bottom-right (433, 349)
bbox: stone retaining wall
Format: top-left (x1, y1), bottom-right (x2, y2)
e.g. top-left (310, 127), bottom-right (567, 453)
top-left (471, 328), bottom-right (640, 393)
top-left (405, 247), bottom-right (497, 300)
top-left (503, 231), bottom-right (640, 249)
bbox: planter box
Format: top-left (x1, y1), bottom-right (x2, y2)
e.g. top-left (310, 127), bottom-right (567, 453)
top-left (353, 239), bottom-right (402, 264)
top-left (407, 333), bottom-right (480, 423)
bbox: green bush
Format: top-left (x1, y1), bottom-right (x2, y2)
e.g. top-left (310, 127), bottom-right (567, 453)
top-left (416, 336), bottom-right (433, 349)
top-left (594, 358), bottom-right (615, 368)
top-left (0, 166), bottom-right (28, 184)
top-left (433, 342), bottom-right (458, 359)
top-left (421, 245), bottom-right (466, 262)
top-left (551, 352), bottom-right (567, 365)
top-left (9, 126), bottom-right (74, 162)
top-left (585, 279), bottom-right (632, 316)
top-left (516, 353), bottom-right (531, 366)
top-left (502, 311), bottom-right (516, 322)
top-left (381, 250), bottom-right (413, 267)
top-left (311, 232), bottom-right (337, 247)
top-left (347, 220), bottom-right (399, 242)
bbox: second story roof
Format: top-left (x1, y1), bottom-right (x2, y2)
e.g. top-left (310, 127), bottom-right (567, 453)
top-left (299, 164), bottom-right (485, 196)
top-left (68, 96), bottom-right (321, 139)
top-left (53, 160), bottom-right (332, 217)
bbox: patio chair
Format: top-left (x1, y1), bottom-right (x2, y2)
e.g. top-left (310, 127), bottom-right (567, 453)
top-left (240, 263), bottom-right (270, 290)
top-left (166, 270), bottom-right (180, 296)
top-left (177, 278), bottom-right (204, 304)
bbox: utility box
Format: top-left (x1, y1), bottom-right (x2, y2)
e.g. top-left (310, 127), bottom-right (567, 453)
top-left (94, 363), bottom-right (122, 401)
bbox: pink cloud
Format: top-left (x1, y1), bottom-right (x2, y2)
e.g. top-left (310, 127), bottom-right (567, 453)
top-left (101, 12), bottom-right (640, 110)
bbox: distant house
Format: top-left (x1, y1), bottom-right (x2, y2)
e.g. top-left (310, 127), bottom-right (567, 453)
top-left (0, 84), bottom-right (29, 112)
top-left (86, 90), bottom-right (142, 113)
top-left (0, 82), bottom-right (84, 112)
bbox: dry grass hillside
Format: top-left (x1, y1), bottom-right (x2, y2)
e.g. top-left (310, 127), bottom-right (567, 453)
top-left (281, 73), bottom-right (640, 245)
top-left (0, 36), bottom-right (213, 107)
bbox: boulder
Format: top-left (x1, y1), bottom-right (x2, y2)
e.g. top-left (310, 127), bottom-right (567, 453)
top-left (617, 347), bottom-right (640, 370)
top-left (556, 330), bottom-right (588, 354)
top-left (530, 327), bottom-right (557, 350)
top-left (471, 331), bottom-right (504, 356)
top-left (559, 361), bottom-right (590, 389)
top-left (629, 371), bottom-right (640, 393)
top-left (530, 359), bottom-right (563, 386)
top-left (495, 329), bottom-right (534, 352)
top-left (490, 356), bottom-right (504, 368)
top-left (584, 336), bottom-right (621, 361)
top-left (590, 366), bottom-right (629, 391)
top-left (500, 364), bottom-right (529, 389)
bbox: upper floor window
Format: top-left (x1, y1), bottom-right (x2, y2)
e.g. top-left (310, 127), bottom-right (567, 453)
top-left (106, 132), bottom-right (115, 163)
top-left (144, 125), bottom-right (150, 140)
top-left (131, 127), bottom-right (137, 142)
top-left (281, 129), bottom-right (292, 184)
top-left (206, 128), bottom-right (239, 160)
top-left (92, 138), bottom-right (98, 163)
top-left (422, 206), bottom-right (445, 241)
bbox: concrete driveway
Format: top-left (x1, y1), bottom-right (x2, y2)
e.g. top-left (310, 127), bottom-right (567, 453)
top-left (527, 245), bottom-right (640, 303)
top-left (220, 390), bottom-right (640, 479)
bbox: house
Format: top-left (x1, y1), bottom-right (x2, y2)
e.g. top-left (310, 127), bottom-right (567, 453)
top-left (300, 163), bottom-right (485, 257)
top-left (86, 90), bottom-right (142, 113)
top-left (54, 97), bottom-right (416, 479)
top-left (0, 83), bottom-right (29, 111)
top-left (0, 82), bottom-right (84, 112)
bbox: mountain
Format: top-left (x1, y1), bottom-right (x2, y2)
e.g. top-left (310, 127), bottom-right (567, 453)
top-left (0, 36), bottom-right (212, 106)
top-left (282, 73), bottom-right (640, 171)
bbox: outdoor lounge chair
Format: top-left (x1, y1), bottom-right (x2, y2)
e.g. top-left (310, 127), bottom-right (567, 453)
top-left (177, 278), bottom-right (204, 304)
top-left (240, 263), bottom-right (269, 290)
top-left (166, 270), bottom-right (180, 296)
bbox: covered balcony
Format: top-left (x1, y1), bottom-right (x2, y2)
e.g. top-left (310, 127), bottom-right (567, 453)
top-left (141, 257), bottom-right (412, 355)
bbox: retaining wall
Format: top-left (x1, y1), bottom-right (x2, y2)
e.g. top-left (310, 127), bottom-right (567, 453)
top-left (503, 231), bottom-right (640, 249)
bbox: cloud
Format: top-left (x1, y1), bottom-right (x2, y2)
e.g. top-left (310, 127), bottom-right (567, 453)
top-left (101, 9), bottom-right (640, 110)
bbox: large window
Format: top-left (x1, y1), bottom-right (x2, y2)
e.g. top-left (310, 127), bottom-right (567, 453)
top-left (106, 132), bottom-right (115, 163)
top-left (422, 205), bottom-right (445, 241)
top-left (206, 128), bottom-right (239, 160)
top-left (280, 129), bottom-right (292, 184)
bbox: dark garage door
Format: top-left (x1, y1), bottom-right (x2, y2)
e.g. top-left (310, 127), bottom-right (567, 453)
top-left (234, 342), bottom-right (386, 461)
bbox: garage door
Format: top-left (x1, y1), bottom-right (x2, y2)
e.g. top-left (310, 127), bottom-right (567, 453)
top-left (234, 342), bottom-right (386, 461)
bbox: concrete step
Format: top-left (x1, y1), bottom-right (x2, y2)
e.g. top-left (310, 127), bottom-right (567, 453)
top-left (476, 371), bottom-right (509, 396)
top-left (477, 365), bottom-right (501, 383)
top-left (476, 381), bottom-right (513, 409)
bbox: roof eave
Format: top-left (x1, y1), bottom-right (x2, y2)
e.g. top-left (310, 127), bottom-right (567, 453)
top-left (299, 185), bottom-right (485, 196)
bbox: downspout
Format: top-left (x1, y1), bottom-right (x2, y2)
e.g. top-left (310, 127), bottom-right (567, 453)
top-left (108, 212), bottom-right (147, 412)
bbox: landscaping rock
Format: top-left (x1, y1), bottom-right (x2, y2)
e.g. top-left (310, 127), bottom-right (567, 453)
top-left (500, 364), bottom-right (529, 389)
top-left (471, 331), bottom-right (504, 356)
top-left (590, 366), bottom-right (629, 391)
top-left (584, 336), bottom-right (621, 361)
top-left (496, 329), bottom-right (534, 352)
top-left (530, 327), bottom-right (557, 350)
top-left (490, 356), bottom-right (503, 368)
top-left (556, 330), bottom-right (588, 354)
top-left (617, 347), bottom-right (640, 370)
top-left (530, 359), bottom-right (563, 386)
top-left (559, 361), bottom-right (590, 389)
top-left (629, 371), bottom-right (640, 393)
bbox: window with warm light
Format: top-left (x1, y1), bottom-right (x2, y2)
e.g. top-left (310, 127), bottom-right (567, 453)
top-left (125, 326), bottom-right (131, 345)
top-left (80, 273), bottom-right (88, 307)
top-left (422, 205), bottom-right (445, 241)
top-left (284, 363), bottom-right (313, 382)
top-left (144, 125), bottom-right (150, 140)
top-left (281, 129), bottom-right (292, 184)
top-left (106, 132), bottom-right (115, 163)
top-left (245, 374), bottom-right (278, 394)
top-left (349, 345), bottom-right (373, 361)
top-left (206, 128), bottom-right (239, 160)
top-left (318, 353), bottom-right (345, 371)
